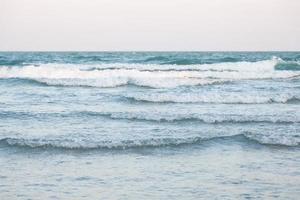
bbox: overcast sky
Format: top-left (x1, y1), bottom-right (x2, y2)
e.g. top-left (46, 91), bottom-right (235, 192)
top-left (0, 0), bottom-right (299, 51)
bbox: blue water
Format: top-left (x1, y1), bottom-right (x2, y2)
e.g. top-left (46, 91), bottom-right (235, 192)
top-left (0, 52), bottom-right (300, 199)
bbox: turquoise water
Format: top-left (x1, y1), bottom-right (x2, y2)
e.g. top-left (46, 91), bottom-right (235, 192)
top-left (0, 52), bottom-right (300, 199)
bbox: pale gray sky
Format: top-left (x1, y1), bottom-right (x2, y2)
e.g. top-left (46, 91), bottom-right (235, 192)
top-left (0, 0), bottom-right (299, 51)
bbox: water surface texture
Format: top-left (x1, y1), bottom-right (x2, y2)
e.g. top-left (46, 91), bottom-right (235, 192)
top-left (0, 52), bottom-right (300, 199)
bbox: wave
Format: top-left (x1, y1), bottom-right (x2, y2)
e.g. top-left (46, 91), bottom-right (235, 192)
top-left (124, 93), bottom-right (300, 104)
top-left (1, 110), bottom-right (298, 124)
top-left (31, 77), bottom-right (221, 89)
top-left (0, 65), bottom-right (227, 88)
top-left (0, 133), bottom-right (298, 150)
top-left (161, 57), bottom-right (239, 65)
top-left (0, 58), bottom-right (299, 88)
top-left (85, 112), bottom-right (299, 124)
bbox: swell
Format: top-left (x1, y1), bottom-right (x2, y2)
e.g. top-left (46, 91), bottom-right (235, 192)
top-left (275, 61), bottom-right (300, 71)
top-left (0, 134), bottom-right (298, 150)
top-left (161, 57), bottom-right (239, 65)
top-left (0, 135), bottom-right (245, 150)
top-left (0, 59), bottom-right (25, 66)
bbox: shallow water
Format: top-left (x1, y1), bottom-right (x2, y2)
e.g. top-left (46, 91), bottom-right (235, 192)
top-left (0, 52), bottom-right (300, 199)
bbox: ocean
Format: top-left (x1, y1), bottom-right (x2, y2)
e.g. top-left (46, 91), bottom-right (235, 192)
top-left (0, 52), bottom-right (299, 199)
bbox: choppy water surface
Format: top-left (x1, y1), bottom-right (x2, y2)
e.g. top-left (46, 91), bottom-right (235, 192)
top-left (0, 52), bottom-right (300, 199)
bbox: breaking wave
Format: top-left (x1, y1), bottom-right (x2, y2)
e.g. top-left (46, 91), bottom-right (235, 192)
top-left (0, 58), bottom-right (299, 88)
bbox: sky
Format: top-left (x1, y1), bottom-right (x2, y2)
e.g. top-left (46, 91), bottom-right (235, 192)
top-left (0, 0), bottom-right (299, 51)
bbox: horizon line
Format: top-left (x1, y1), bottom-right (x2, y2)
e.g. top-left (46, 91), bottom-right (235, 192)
top-left (0, 50), bottom-right (299, 53)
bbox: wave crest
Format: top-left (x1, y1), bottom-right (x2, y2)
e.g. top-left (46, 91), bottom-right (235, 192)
top-left (124, 93), bottom-right (300, 104)
top-left (1, 133), bottom-right (298, 150)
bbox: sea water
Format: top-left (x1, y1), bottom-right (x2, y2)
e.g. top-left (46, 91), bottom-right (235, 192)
top-left (0, 52), bottom-right (299, 199)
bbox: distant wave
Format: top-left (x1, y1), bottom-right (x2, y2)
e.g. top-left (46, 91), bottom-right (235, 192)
top-left (0, 58), bottom-right (299, 88)
top-left (83, 67), bottom-right (239, 72)
top-left (0, 55), bottom-right (245, 66)
top-left (0, 133), bottom-right (298, 150)
top-left (142, 56), bottom-right (171, 62)
top-left (124, 93), bottom-right (300, 104)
